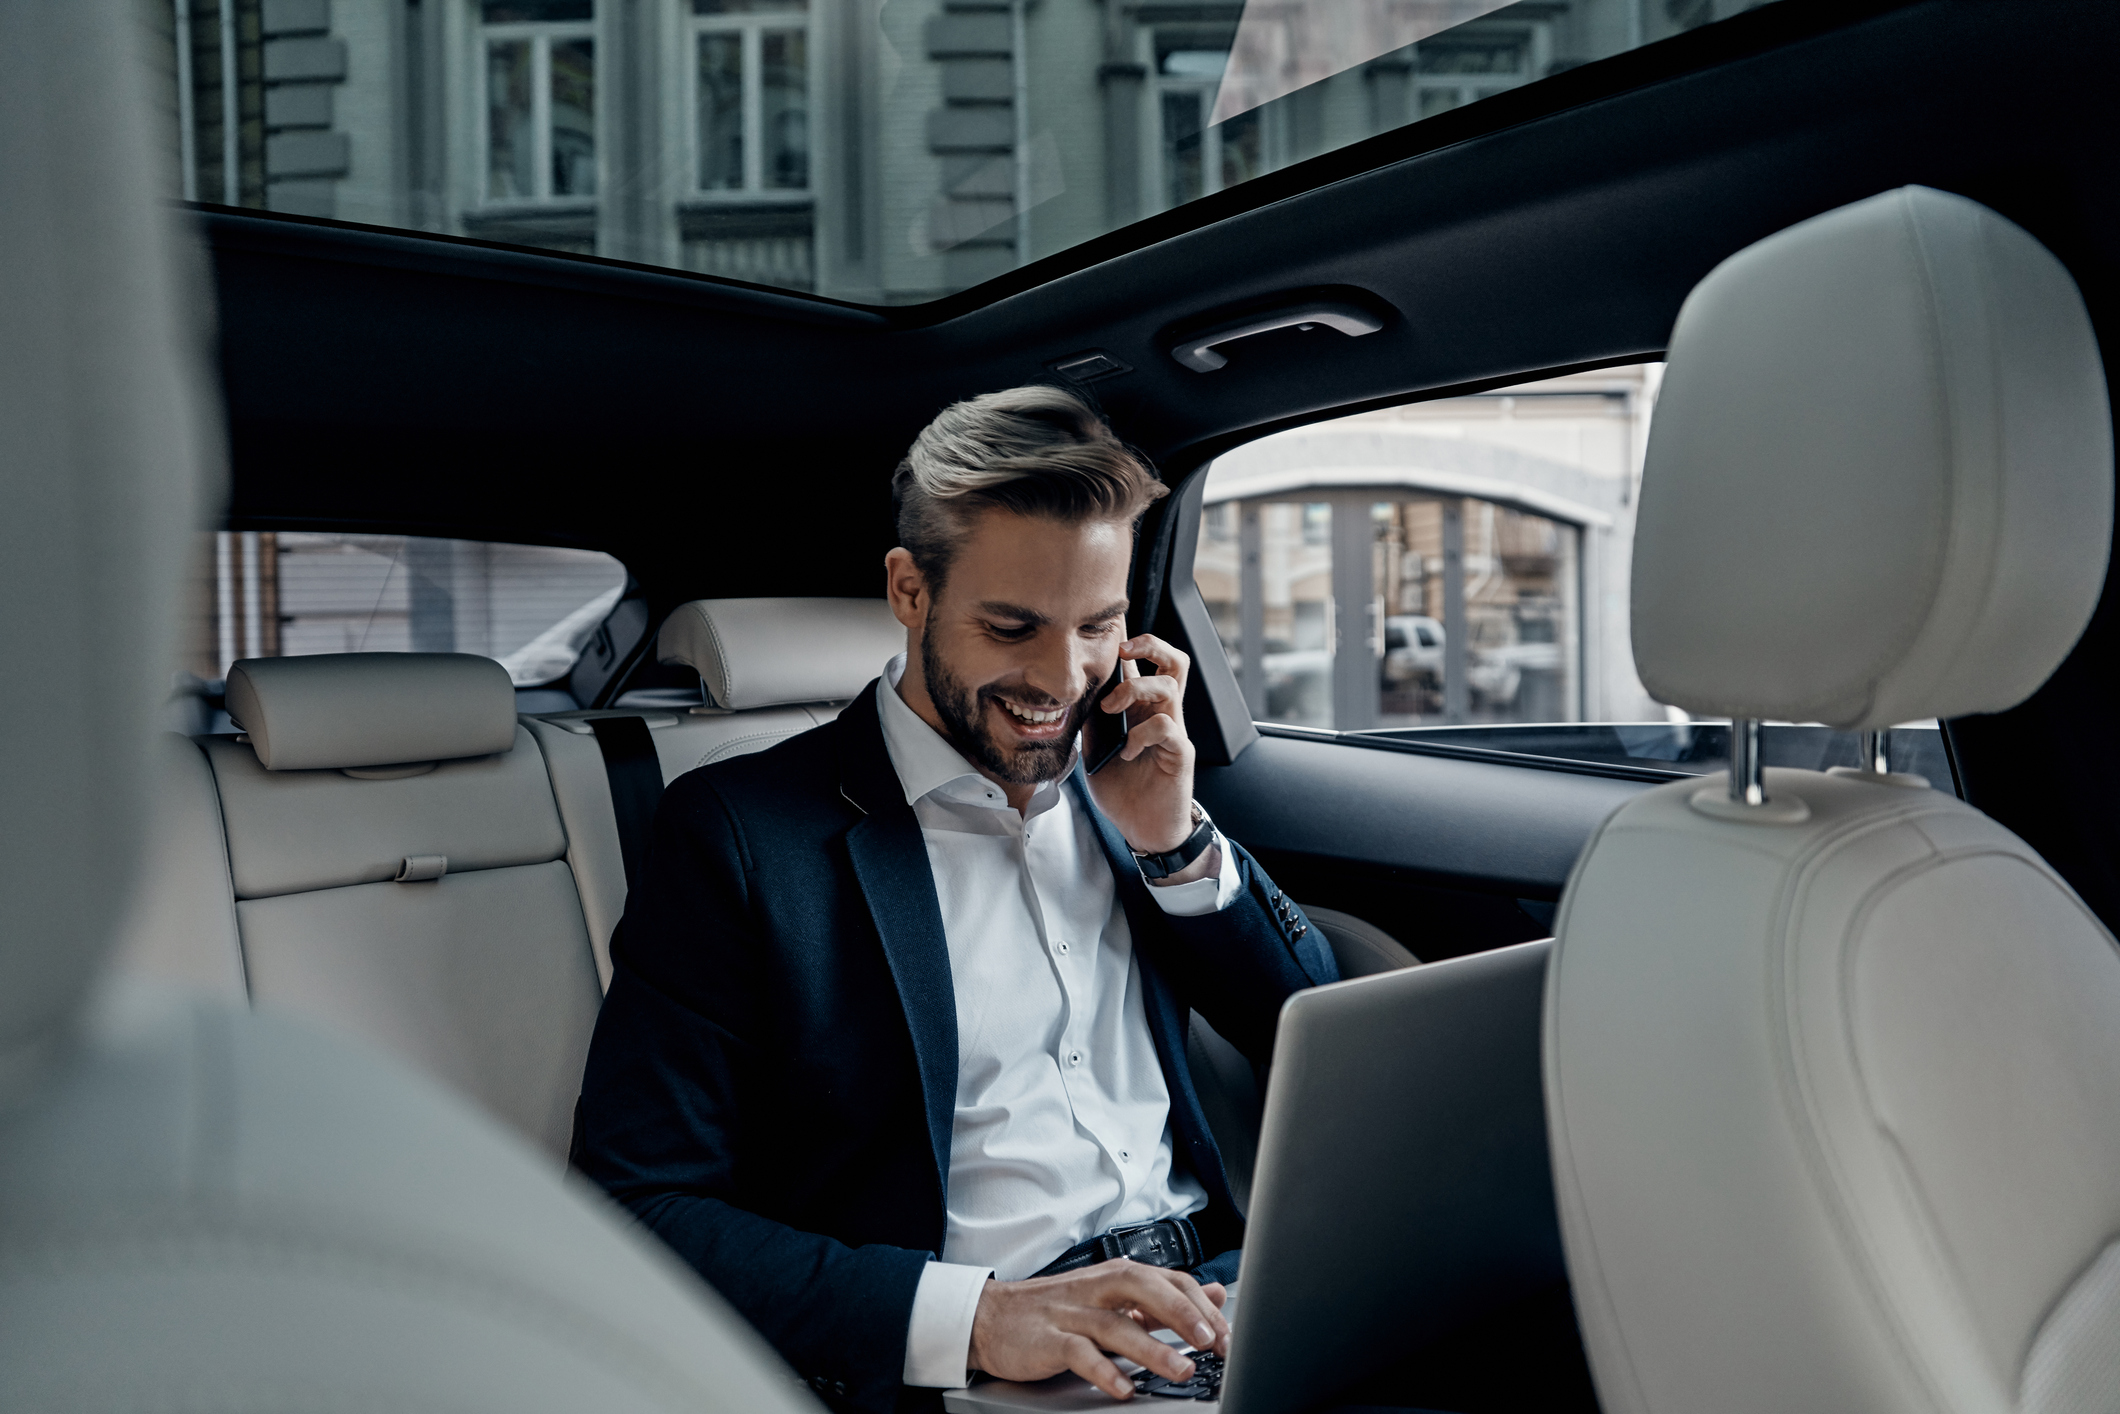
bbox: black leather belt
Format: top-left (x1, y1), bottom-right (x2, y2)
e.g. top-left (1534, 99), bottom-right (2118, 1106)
top-left (1030, 1217), bottom-right (1206, 1279)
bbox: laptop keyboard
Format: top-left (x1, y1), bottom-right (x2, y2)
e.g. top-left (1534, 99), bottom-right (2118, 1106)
top-left (1132, 1351), bottom-right (1223, 1400)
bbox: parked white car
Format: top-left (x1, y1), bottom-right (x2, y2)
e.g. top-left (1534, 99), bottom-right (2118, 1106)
top-left (1382, 616), bottom-right (1445, 687)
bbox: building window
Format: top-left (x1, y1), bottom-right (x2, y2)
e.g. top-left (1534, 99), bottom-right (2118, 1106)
top-left (691, 0), bottom-right (811, 197)
top-left (481, 1), bottom-right (597, 204)
top-left (1149, 34), bottom-right (1260, 211)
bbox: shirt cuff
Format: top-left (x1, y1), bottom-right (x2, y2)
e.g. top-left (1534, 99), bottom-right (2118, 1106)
top-left (1144, 830), bottom-right (1240, 916)
top-left (903, 1260), bottom-right (993, 1388)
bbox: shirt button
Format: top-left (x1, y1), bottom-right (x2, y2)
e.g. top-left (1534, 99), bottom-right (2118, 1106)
top-left (1056, 941), bottom-right (1070, 954)
top-left (1067, 1051), bottom-right (1082, 1066)
top-left (1120, 1149), bottom-right (1131, 1161)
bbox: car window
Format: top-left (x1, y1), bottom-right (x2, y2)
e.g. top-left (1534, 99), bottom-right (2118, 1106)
top-left (1194, 364), bottom-right (1655, 730)
top-left (184, 531), bottom-right (630, 716)
top-left (150, 0), bottom-right (1789, 306)
top-left (1191, 363), bottom-right (1966, 797)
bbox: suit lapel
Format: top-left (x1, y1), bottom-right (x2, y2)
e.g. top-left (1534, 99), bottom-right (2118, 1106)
top-left (836, 684), bottom-right (959, 1208)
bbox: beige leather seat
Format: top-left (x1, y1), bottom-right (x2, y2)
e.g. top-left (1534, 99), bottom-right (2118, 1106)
top-left (118, 598), bottom-right (902, 1124)
top-left (204, 652), bottom-right (603, 1158)
top-left (654, 594), bottom-right (906, 775)
top-left (109, 730), bottom-right (250, 999)
top-left (112, 659), bottom-right (608, 1156)
top-left (527, 595), bottom-right (904, 981)
top-left (1544, 187), bottom-right (2117, 1414)
top-left (0, 8), bottom-right (822, 1408)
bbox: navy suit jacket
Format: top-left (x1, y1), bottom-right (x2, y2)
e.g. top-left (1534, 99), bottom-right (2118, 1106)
top-left (574, 683), bottom-right (1337, 1414)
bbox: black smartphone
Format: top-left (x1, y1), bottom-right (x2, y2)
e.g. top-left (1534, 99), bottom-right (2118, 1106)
top-left (1083, 659), bottom-right (1132, 775)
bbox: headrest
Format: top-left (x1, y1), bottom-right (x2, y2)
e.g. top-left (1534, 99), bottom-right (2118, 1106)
top-left (227, 653), bottom-right (518, 770)
top-left (658, 598), bottom-right (904, 710)
top-left (1633, 186), bottom-right (2113, 729)
top-left (2, 4), bottom-right (220, 1097)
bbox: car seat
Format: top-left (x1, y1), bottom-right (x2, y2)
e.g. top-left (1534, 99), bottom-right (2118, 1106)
top-left (0, 8), bottom-right (825, 1410)
top-left (1544, 186), bottom-right (2117, 1414)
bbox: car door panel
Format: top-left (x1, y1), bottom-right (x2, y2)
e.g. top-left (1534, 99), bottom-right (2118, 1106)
top-left (1195, 734), bottom-right (1650, 962)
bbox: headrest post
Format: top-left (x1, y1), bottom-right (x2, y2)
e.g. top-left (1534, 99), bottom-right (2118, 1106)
top-left (1729, 718), bottom-right (1767, 807)
top-left (1856, 729), bottom-right (1889, 775)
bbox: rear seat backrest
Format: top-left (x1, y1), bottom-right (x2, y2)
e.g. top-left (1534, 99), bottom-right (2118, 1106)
top-left (115, 610), bottom-right (903, 1153)
top-left (654, 596), bottom-right (907, 774)
top-left (527, 597), bottom-right (904, 984)
top-left (109, 731), bottom-right (246, 1001)
top-left (208, 652), bottom-right (601, 1158)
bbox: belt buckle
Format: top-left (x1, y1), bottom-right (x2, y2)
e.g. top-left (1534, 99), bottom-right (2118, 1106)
top-left (1109, 1220), bottom-right (1177, 1267)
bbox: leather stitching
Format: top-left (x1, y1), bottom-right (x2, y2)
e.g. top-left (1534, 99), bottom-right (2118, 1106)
top-left (698, 730), bottom-right (802, 769)
top-left (1769, 794), bottom-right (2005, 1407)
top-left (696, 605), bottom-right (734, 709)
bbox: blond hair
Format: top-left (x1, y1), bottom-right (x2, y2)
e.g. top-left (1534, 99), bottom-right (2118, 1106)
top-left (893, 385), bottom-right (1168, 587)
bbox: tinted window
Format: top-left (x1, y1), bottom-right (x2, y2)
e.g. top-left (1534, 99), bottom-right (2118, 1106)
top-left (185, 531), bottom-right (628, 694)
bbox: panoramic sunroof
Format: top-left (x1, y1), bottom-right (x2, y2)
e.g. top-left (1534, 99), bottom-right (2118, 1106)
top-left (160, 0), bottom-right (1786, 307)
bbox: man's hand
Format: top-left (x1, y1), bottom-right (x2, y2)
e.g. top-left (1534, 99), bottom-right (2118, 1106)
top-left (1085, 635), bottom-right (1196, 857)
top-left (968, 1260), bottom-right (1229, 1399)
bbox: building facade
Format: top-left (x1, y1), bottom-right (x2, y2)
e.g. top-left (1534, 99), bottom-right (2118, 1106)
top-left (154, 0), bottom-right (1765, 304)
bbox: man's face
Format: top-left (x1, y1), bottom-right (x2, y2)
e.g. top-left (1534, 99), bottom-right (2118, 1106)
top-left (908, 508), bottom-right (1132, 787)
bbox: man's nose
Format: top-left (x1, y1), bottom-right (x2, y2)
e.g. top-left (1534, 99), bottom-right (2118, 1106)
top-left (1025, 631), bottom-right (1101, 702)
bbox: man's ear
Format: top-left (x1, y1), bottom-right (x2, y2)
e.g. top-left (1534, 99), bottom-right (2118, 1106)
top-left (884, 547), bottom-right (928, 632)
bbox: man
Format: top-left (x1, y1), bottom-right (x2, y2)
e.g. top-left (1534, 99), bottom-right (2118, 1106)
top-left (575, 386), bottom-right (1337, 1414)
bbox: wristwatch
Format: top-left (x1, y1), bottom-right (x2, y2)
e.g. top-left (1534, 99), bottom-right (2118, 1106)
top-left (1132, 802), bottom-right (1217, 880)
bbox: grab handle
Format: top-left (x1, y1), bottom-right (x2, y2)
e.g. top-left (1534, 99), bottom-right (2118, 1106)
top-left (1169, 301), bottom-right (1385, 372)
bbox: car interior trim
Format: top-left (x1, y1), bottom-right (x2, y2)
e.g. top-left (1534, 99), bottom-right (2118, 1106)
top-left (1169, 301), bottom-right (1389, 375)
top-left (1251, 724), bottom-right (1700, 787)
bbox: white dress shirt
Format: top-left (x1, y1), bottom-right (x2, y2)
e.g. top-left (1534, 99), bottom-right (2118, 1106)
top-left (876, 657), bottom-right (1239, 1388)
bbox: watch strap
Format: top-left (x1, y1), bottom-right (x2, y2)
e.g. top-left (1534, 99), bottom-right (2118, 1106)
top-left (1133, 806), bottom-right (1216, 880)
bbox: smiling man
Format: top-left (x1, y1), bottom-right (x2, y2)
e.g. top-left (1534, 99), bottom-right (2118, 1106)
top-left (574, 386), bottom-right (1337, 1414)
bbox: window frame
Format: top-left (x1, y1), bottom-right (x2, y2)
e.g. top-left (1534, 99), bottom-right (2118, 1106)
top-left (1141, 25), bottom-right (1247, 217)
top-left (476, 13), bottom-right (599, 208)
top-left (685, 2), bottom-right (814, 203)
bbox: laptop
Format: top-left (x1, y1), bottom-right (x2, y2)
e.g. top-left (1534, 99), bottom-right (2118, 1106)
top-left (945, 936), bottom-right (1564, 1414)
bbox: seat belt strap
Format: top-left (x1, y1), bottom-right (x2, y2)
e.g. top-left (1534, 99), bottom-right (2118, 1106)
top-left (589, 715), bottom-right (665, 895)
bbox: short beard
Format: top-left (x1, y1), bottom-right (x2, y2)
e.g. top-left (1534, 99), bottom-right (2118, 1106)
top-left (921, 615), bottom-right (1096, 787)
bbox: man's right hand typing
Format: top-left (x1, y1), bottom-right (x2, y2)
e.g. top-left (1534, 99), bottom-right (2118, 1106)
top-left (967, 1260), bottom-right (1231, 1400)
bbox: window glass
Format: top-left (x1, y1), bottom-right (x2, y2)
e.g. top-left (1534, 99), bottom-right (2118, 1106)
top-left (698, 32), bottom-right (746, 189)
top-left (156, 0), bottom-right (1789, 304)
top-left (1197, 364), bottom-right (1967, 798)
top-left (486, 39), bottom-right (535, 200)
top-left (550, 37), bottom-right (598, 197)
top-left (762, 29), bottom-right (809, 190)
top-left (1197, 365), bottom-right (1638, 729)
top-left (185, 531), bottom-right (628, 693)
